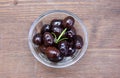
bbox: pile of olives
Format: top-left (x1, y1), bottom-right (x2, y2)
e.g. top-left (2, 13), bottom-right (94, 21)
top-left (32, 16), bottom-right (83, 62)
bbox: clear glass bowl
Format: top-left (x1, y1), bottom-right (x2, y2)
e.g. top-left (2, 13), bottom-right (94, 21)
top-left (28, 10), bottom-right (88, 68)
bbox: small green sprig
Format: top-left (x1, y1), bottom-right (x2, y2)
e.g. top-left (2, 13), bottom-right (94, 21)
top-left (51, 32), bottom-right (57, 42)
top-left (57, 38), bottom-right (68, 43)
top-left (51, 28), bottom-right (68, 44)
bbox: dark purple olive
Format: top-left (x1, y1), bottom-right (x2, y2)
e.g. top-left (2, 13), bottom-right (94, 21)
top-left (41, 24), bottom-right (51, 34)
top-left (68, 39), bottom-right (74, 45)
top-left (63, 16), bottom-right (75, 29)
top-left (39, 45), bottom-right (46, 54)
top-left (32, 33), bottom-right (42, 45)
top-left (43, 32), bottom-right (54, 46)
top-left (51, 26), bottom-right (63, 36)
top-left (51, 19), bottom-right (63, 27)
top-left (66, 27), bottom-right (76, 39)
top-left (66, 45), bottom-right (76, 56)
top-left (58, 40), bottom-right (68, 56)
top-left (74, 35), bottom-right (83, 49)
top-left (46, 47), bottom-right (63, 62)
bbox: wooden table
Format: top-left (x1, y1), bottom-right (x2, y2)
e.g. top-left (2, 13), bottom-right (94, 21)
top-left (0, 0), bottom-right (120, 78)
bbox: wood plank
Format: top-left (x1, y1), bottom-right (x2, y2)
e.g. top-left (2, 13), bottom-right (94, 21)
top-left (0, 51), bottom-right (36, 78)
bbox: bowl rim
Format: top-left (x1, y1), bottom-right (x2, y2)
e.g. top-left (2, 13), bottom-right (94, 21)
top-left (28, 10), bottom-right (88, 68)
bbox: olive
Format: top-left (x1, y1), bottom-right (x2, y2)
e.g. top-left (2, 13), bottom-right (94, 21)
top-left (58, 40), bottom-right (68, 56)
top-left (39, 45), bottom-right (46, 54)
top-left (74, 35), bottom-right (83, 49)
top-left (51, 26), bottom-right (63, 36)
top-left (32, 33), bottom-right (42, 45)
top-left (66, 27), bottom-right (76, 39)
top-left (63, 16), bottom-right (75, 29)
top-left (51, 19), bottom-right (63, 27)
top-left (68, 39), bottom-right (74, 45)
top-left (45, 47), bottom-right (63, 62)
top-left (66, 45), bottom-right (76, 56)
top-left (43, 32), bottom-right (54, 46)
top-left (41, 24), bottom-right (51, 34)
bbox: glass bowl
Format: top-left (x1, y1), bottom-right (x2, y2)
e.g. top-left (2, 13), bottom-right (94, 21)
top-left (28, 10), bottom-right (88, 68)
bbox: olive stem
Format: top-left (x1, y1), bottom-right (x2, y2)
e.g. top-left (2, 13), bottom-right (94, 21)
top-left (56, 28), bottom-right (67, 43)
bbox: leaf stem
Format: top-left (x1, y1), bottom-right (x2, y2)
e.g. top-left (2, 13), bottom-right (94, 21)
top-left (51, 32), bottom-right (57, 39)
top-left (56, 28), bottom-right (67, 43)
top-left (57, 38), bottom-right (68, 43)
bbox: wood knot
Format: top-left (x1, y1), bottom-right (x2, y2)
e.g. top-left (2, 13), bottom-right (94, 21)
top-left (13, 0), bottom-right (18, 5)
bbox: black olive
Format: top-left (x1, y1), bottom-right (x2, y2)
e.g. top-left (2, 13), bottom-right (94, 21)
top-left (74, 35), bottom-right (83, 49)
top-left (51, 19), bottom-right (63, 27)
top-left (58, 40), bottom-right (68, 56)
top-left (63, 16), bottom-right (75, 29)
top-left (51, 26), bottom-right (63, 37)
top-left (46, 47), bottom-right (63, 62)
top-left (39, 45), bottom-right (46, 54)
top-left (66, 27), bottom-right (76, 39)
top-left (41, 24), bottom-right (51, 34)
top-left (32, 33), bottom-right (42, 45)
top-left (43, 32), bottom-right (54, 46)
top-left (66, 44), bottom-right (76, 56)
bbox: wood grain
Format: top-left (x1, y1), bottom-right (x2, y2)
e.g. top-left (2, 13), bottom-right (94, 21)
top-left (0, 0), bottom-right (120, 78)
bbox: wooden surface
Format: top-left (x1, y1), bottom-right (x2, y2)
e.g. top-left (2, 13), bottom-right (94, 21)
top-left (0, 0), bottom-right (120, 78)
